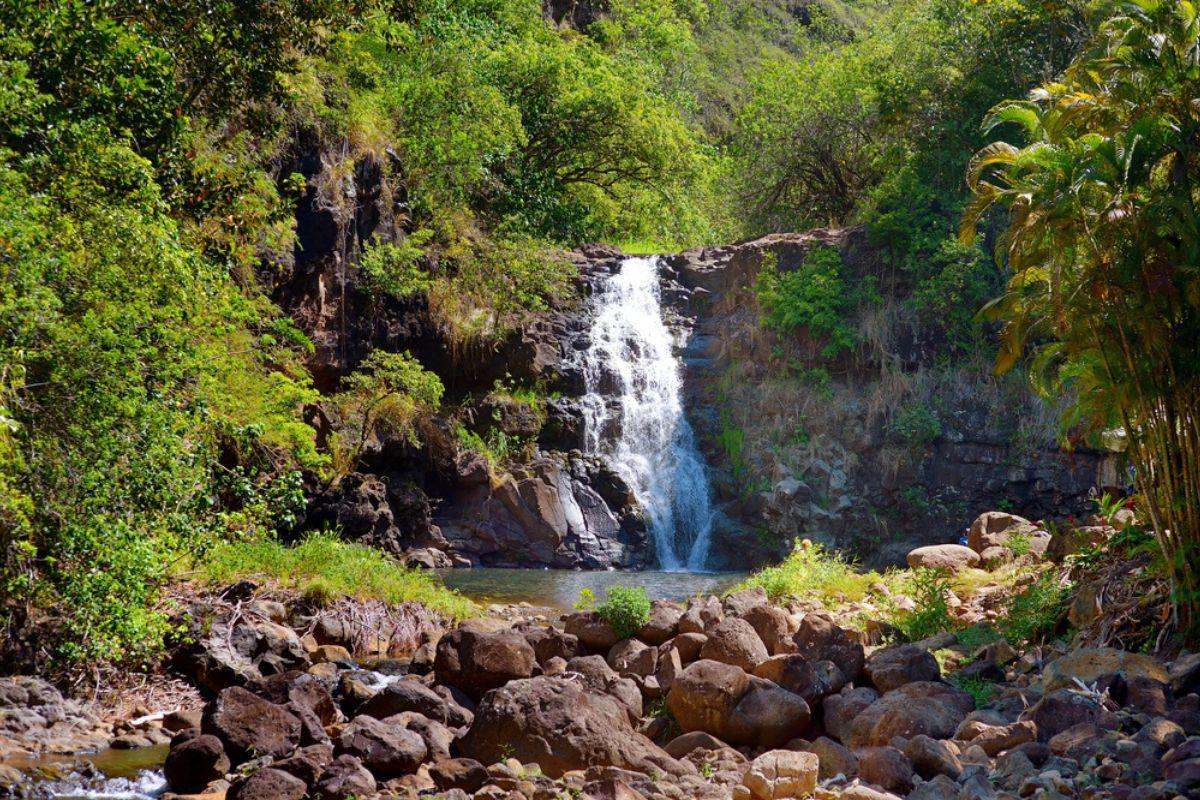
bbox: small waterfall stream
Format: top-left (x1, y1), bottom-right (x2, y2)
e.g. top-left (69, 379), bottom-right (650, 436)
top-left (580, 256), bottom-right (715, 571)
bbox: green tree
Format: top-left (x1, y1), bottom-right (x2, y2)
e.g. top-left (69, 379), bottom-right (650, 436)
top-left (962, 0), bottom-right (1200, 635)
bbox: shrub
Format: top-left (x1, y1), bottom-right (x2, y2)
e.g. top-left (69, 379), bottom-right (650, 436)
top-left (997, 572), bottom-right (1069, 647)
top-left (950, 675), bottom-right (996, 709)
top-left (739, 541), bottom-right (880, 604)
top-left (595, 585), bottom-right (652, 639)
top-left (888, 402), bottom-right (942, 449)
top-left (887, 568), bottom-right (956, 642)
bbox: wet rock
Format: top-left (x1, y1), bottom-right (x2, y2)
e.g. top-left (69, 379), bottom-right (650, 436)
top-left (335, 715), bottom-right (427, 777)
top-left (459, 676), bottom-right (691, 778)
top-left (863, 643), bottom-right (940, 693)
top-left (164, 734), bottom-right (230, 793)
top-left (434, 628), bottom-right (536, 699)
top-left (202, 687), bottom-right (301, 763)
top-left (699, 618), bottom-right (769, 671)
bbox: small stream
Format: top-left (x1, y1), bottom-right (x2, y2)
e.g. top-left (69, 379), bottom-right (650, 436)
top-left (5, 745), bottom-right (168, 799)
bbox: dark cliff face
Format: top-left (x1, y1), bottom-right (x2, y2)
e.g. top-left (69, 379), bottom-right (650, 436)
top-left (266, 147), bottom-right (649, 569)
top-left (655, 230), bottom-right (1117, 568)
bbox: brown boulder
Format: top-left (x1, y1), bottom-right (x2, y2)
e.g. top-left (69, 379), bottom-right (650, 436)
top-left (855, 746), bottom-right (914, 794)
top-left (670, 632), bottom-right (708, 663)
top-left (165, 734), bottom-right (230, 793)
top-left (565, 611), bottom-right (621, 651)
top-left (638, 601), bottom-right (683, 645)
top-left (608, 638), bottom-right (658, 678)
top-left (667, 659), bottom-right (750, 736)
top-left (335, 715), bottom-right (427, 777)
top-left (794, 613), bottom-right (864, 682)
top-left (434, 628), bottom-right (536, 700)
top-left (903, 734), bottom-right (962, 779)
top-left (967, 511), bottom-right (1034, 553)
top-left (742, 605), bottom-right (795, 655)
top-left (906, 544), bottom-right (980, 572)
top-left (700, 617), bottom-right (769, 671)
top-left (846, 682), bottom-right (973, 748)
top-left (202, 687), bottom-right (301, 763)
top-left (312, 754), bottom-right (377, 800)
top-left (430, 757), bottom-right (489, 793)
top-left (725, 678), bottom-right (812, 748)
top-left (228, 768), bottom-right (306, 800)
top-left (249, 671), bottom-right (337, 726)
top-left (723, 586), bottom-right (768, 617)
top-left (863, 644), bottom-right (940, 693)
top-left (459, 676), bottom-right (692, 778)
top-left (1025, 688), bottom-right (1118, 742)
top-left (753, 654), bottom-right (845, 706)
top-left (808, 736), bottom-right (858, 780)
top-left (741, 749), bottom-right (818, 800)
top-left (1042, 647), bottom-right (1169, 691)
top-left (358, 679), bottom-right (472, 728)
top-left (520, 624), bottom-right (582, 664)
top-left (823, 686), bottom-right (880, 743)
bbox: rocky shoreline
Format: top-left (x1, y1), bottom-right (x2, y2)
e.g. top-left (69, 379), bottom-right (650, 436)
top-left (4, 512), bottom-right (1199, 800)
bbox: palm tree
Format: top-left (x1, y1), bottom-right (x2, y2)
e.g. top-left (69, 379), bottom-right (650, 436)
top-left (961, 0), bottom-right (1200, 636)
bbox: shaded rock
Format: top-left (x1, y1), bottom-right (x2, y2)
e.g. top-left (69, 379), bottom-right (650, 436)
top-left (793, 613), bottom-right (863, 682)
top-left (249, 671), bottom-right (337, 725)
top-left (855, 746), bottom-right (914, 794)
top-left (907, 774), bottom-right (959, 800)
top-left (752, 654), bottom-right (844, 706)
top-left (459, 676), bottom-right (691, 778)
top-left (846, 682), bottom-right (973, 748)
top-left (638, 601), bottom-right (682, 646)
top-left (1026, 688), bottom-right (1118, 742)
top-left (725, 678), bottom-right (812, 748)
top-left (312, 754), bottom-right (377, 800)
top-left (430, 758), bottom-right (489, 793)
top-left (520, 624), bottom-right (581, 664)
top-left (202, 687), bottom-right (301, 763)
top-left (608, 639), bottom-right (658, 678)
top-left (823, 686), bottom-right (881, 743)
top-left (663, 731), bottom-right (730, 759)
top-left (700, 617), bottom-right (769, 671)
top-left (670, 632), bottom-right (708, 663)
top-left (358, 679), bottom-right (472, 727)
top-left (906, 544), bottom-right (981, 572)
top-left (566, 654), bottom-right (643, 720)
top-left (741, 749), bottom-right (818, 800)
top-left (434, 628), bottom-right (536, 700)
top-left (902, 734), bottom-right (962, 780)
top-left (741, 605), bottom-right (795, 656)
top-left (863, 644), bottom-right (940, 693)
top-left (335, 715), bottom-right (427, 777)
top-left (228, 767), bottom-right (306, 800)
top-left (164, 734), bottom-right (230, 793)
top-left (808, 736), bottom-right (858, 780)
top-left (176, 614), bottom-right (309, 692)
top-left (564, 611), bottom-right (621, 651)
top-left (678, 596), bottom-right (723, 635)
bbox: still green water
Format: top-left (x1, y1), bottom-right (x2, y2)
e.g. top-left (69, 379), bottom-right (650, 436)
top-left (438, 568), bottom-right (746, 609)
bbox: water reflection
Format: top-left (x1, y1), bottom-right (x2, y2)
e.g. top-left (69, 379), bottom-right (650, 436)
top-left (438, 568), bottom-right (746, 609)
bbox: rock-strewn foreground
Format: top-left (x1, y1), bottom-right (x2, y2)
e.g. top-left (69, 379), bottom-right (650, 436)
top-left (6, 547), bottom-right (1200, 799)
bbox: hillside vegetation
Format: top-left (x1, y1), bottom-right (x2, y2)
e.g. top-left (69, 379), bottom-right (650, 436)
top-left (4, 0), bottom-right (1200, 671)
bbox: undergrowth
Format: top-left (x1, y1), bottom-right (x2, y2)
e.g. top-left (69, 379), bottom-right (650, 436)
top-left (738, 541), bottom-right (882, 604)
top-left (575, 585), bottom-right (652, 638)
top-left (194, 532), bottom-right (476, 619)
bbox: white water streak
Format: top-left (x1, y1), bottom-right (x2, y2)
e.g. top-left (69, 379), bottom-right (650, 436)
top-left (579, 257), bottom-right (714, 570)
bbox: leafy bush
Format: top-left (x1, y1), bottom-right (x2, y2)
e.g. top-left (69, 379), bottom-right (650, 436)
top-left (888, 402), bottom-right (942, 449)
top-left (740, 541), bottom-right (880, 604)
top-left (887, 568), bottom-right (956, 642)
top-left (595, 585), bottom-right (652, 639)
top-left (360, 232), bottom-right (435, 300)
top-left (950, 675), bottom-right (996, 709)
top-left (955, 623), bottom-right (1001, 651)
top-left (755, 248), bottom-right (874, 359)
top-left (997, 572), bottom-right (1069, 647)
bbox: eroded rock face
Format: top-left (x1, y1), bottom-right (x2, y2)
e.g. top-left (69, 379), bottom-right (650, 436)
top-left (458, 676), bottom-right (691, 778)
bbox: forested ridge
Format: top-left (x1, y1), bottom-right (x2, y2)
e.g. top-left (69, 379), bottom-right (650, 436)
top-left (3, 0), bottom-right (1199, 676)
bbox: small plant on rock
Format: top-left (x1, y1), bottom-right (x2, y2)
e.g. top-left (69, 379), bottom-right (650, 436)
top-left (596, 585), bottom-right (652, 639)
top-left (950, 675), bottom-right (996, 709)
top-left (887, 568), bottom-right (956, 641)
top-left (997, 571), bottom-right (1069, 647)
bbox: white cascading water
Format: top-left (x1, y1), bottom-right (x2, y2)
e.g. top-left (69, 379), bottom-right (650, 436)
top-left (580, 256), bottom-right (715, 571)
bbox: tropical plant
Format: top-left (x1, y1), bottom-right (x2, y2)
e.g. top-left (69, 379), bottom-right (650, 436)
top-left (962, 0), bottom-right (1200, 635)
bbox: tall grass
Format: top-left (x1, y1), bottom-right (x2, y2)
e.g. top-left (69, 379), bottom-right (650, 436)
top-left (194, 532), bottom-right (477, 619)
top-left (738, 541), bottom-right (882, 604)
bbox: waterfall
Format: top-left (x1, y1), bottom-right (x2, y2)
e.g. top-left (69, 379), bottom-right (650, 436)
top-left (580, 256), bottom-right (715, 571)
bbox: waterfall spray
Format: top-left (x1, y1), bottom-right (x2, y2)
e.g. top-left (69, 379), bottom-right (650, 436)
top-left (579, 257), bottom-right (715, 570)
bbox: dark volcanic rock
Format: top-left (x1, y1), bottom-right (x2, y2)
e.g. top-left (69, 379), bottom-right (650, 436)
top-left (434, 628), bottom-right (537, 700)
top-left (164, 734), bottom-right (230, 793)
top-left (202, 687), bottom-right (301, 763)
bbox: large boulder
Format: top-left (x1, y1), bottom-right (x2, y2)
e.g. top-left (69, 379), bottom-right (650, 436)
top-left (164, 734), bottom-right (230, 793)
top-left (520, 624), bottom-right (582, 664)
top-left (678, 596), bottom-right (723, 635)
top-left (793, 613), bottom-right (864, 682)
top-left (638, 601), bottom-right (683, 645)
top-left (358, 679), bottom-right (472, 728)
top-left (966, 511), bottom-right (1035, 553)
top-left (176, 614), bottom-right (309, 692)
top-left (434, 628), bottom-right (536, 699)
top-left (459, 676), bottom-right (692, 778)
top-left (564, 611), bottom-right (621, 651)
top-left (228, 768), bottom-right (307, 800)
top-left (752, 654), bottom-right (845, 706)
top-left (864, 644), bottom-right (940, 693)
top-left (741, 605), bottom-right (796, 656)
top-left (1025, 688), bottom-right (1118, 742)
top-left (202, 687), bottom-right (301, 763)
top-left (845, 682), bottom-right (974, 748)
top-left (335, 715), bottom-right (427, 777)
top-left (667, 660), bottom-right (749, 736)
top-left (312, 754), bottom-right (377, 800)
top-left (700, 618), bottom-right (769, 671)
top-left (855, 746), bottom-right (914, 795)
top-left (906, 544), bottom-right (980, 572)
top-left (248, 671), bottom-right (337, 726)
top-left (823, 686), bottom-right (881, 743)
top-left (608, 639), bottom-right (659, 678)
top-left (723, 586), bottom-right (768, 617)
top-left (725, 678), bottom-right (812, 747)
top-left (741, 750), bottom-right (818, 800)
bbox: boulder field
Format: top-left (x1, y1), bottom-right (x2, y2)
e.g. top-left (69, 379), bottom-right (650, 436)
top-left (40, 579), bottom-right (1194, 800)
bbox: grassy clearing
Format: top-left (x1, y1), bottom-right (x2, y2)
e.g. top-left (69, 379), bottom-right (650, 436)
top-left (192, 532), bottom-right (477, 619)
top-left (738, 542), bottom-right (884, 604)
